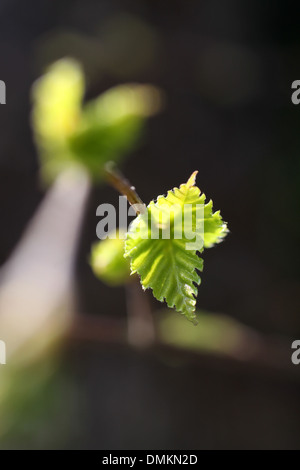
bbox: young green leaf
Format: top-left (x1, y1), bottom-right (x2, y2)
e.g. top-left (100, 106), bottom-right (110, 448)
top-left (125, 172), bottom-right (227, 322)
top-left (68, 84), bottom-right (161, 179)
top-left (31, 58), bottom-right (162, 183)
top-left (31, 58), bottom-right (84, 182)
top-left (90, 231), bottom-right (131, 286)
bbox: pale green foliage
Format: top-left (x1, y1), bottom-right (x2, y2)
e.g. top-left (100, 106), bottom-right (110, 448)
top-left (68, 83), bottom-right (160, 178)
top-left (157, 309), bottom-right (246, 355)
top-left (31, 58), bottom-right (161, 183)
top-left (31, 59), bottom-right (84, 181)
top-left (125, 172), bottom-right (228, 322)
top-left (90, 231), bottom-right (131, 286)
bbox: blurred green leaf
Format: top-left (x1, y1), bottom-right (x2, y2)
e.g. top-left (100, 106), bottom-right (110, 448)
top-left (32, 59), bottom-right (161, 183)
top-left (69, 84), bottom-right (160, 179)
top-left (90, 231), bottom-right (131, 286)
top-left (31, 58), bottom-right (84, 182)
top-left (157, 309), bottom-right (248, 356)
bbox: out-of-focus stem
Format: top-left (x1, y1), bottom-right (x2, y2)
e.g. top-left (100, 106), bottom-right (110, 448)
top-left (126, 279), bottom-right (155, 348)
top-left (0, 168), bottom-right (91, 364)
top-left (104, 162), bottom-right (153, 346)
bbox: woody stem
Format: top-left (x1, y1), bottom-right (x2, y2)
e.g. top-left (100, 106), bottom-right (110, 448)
top-left (104, 163), bottom-right (146, 215)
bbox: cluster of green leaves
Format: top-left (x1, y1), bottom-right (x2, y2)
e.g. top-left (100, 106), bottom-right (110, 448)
top-left (32, 58), bottom-right (227, 323)
top-left (32, 58), bottom-right (160, 183)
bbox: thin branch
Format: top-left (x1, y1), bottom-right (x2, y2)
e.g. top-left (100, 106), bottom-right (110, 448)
top-left (104, 162), bottom-right (147, 214)
top-left (68, 313), bottom-right (300, 381)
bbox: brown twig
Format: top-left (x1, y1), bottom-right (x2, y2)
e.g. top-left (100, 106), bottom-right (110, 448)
top-left (104, 162), bottom-right (146, 215)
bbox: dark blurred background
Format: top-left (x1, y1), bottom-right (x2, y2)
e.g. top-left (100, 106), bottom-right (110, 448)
top-left (0, 0), bottom-right (300, 449)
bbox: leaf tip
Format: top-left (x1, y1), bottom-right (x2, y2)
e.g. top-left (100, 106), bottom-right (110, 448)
top-left (186, 170), bottom-right (198, 188)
